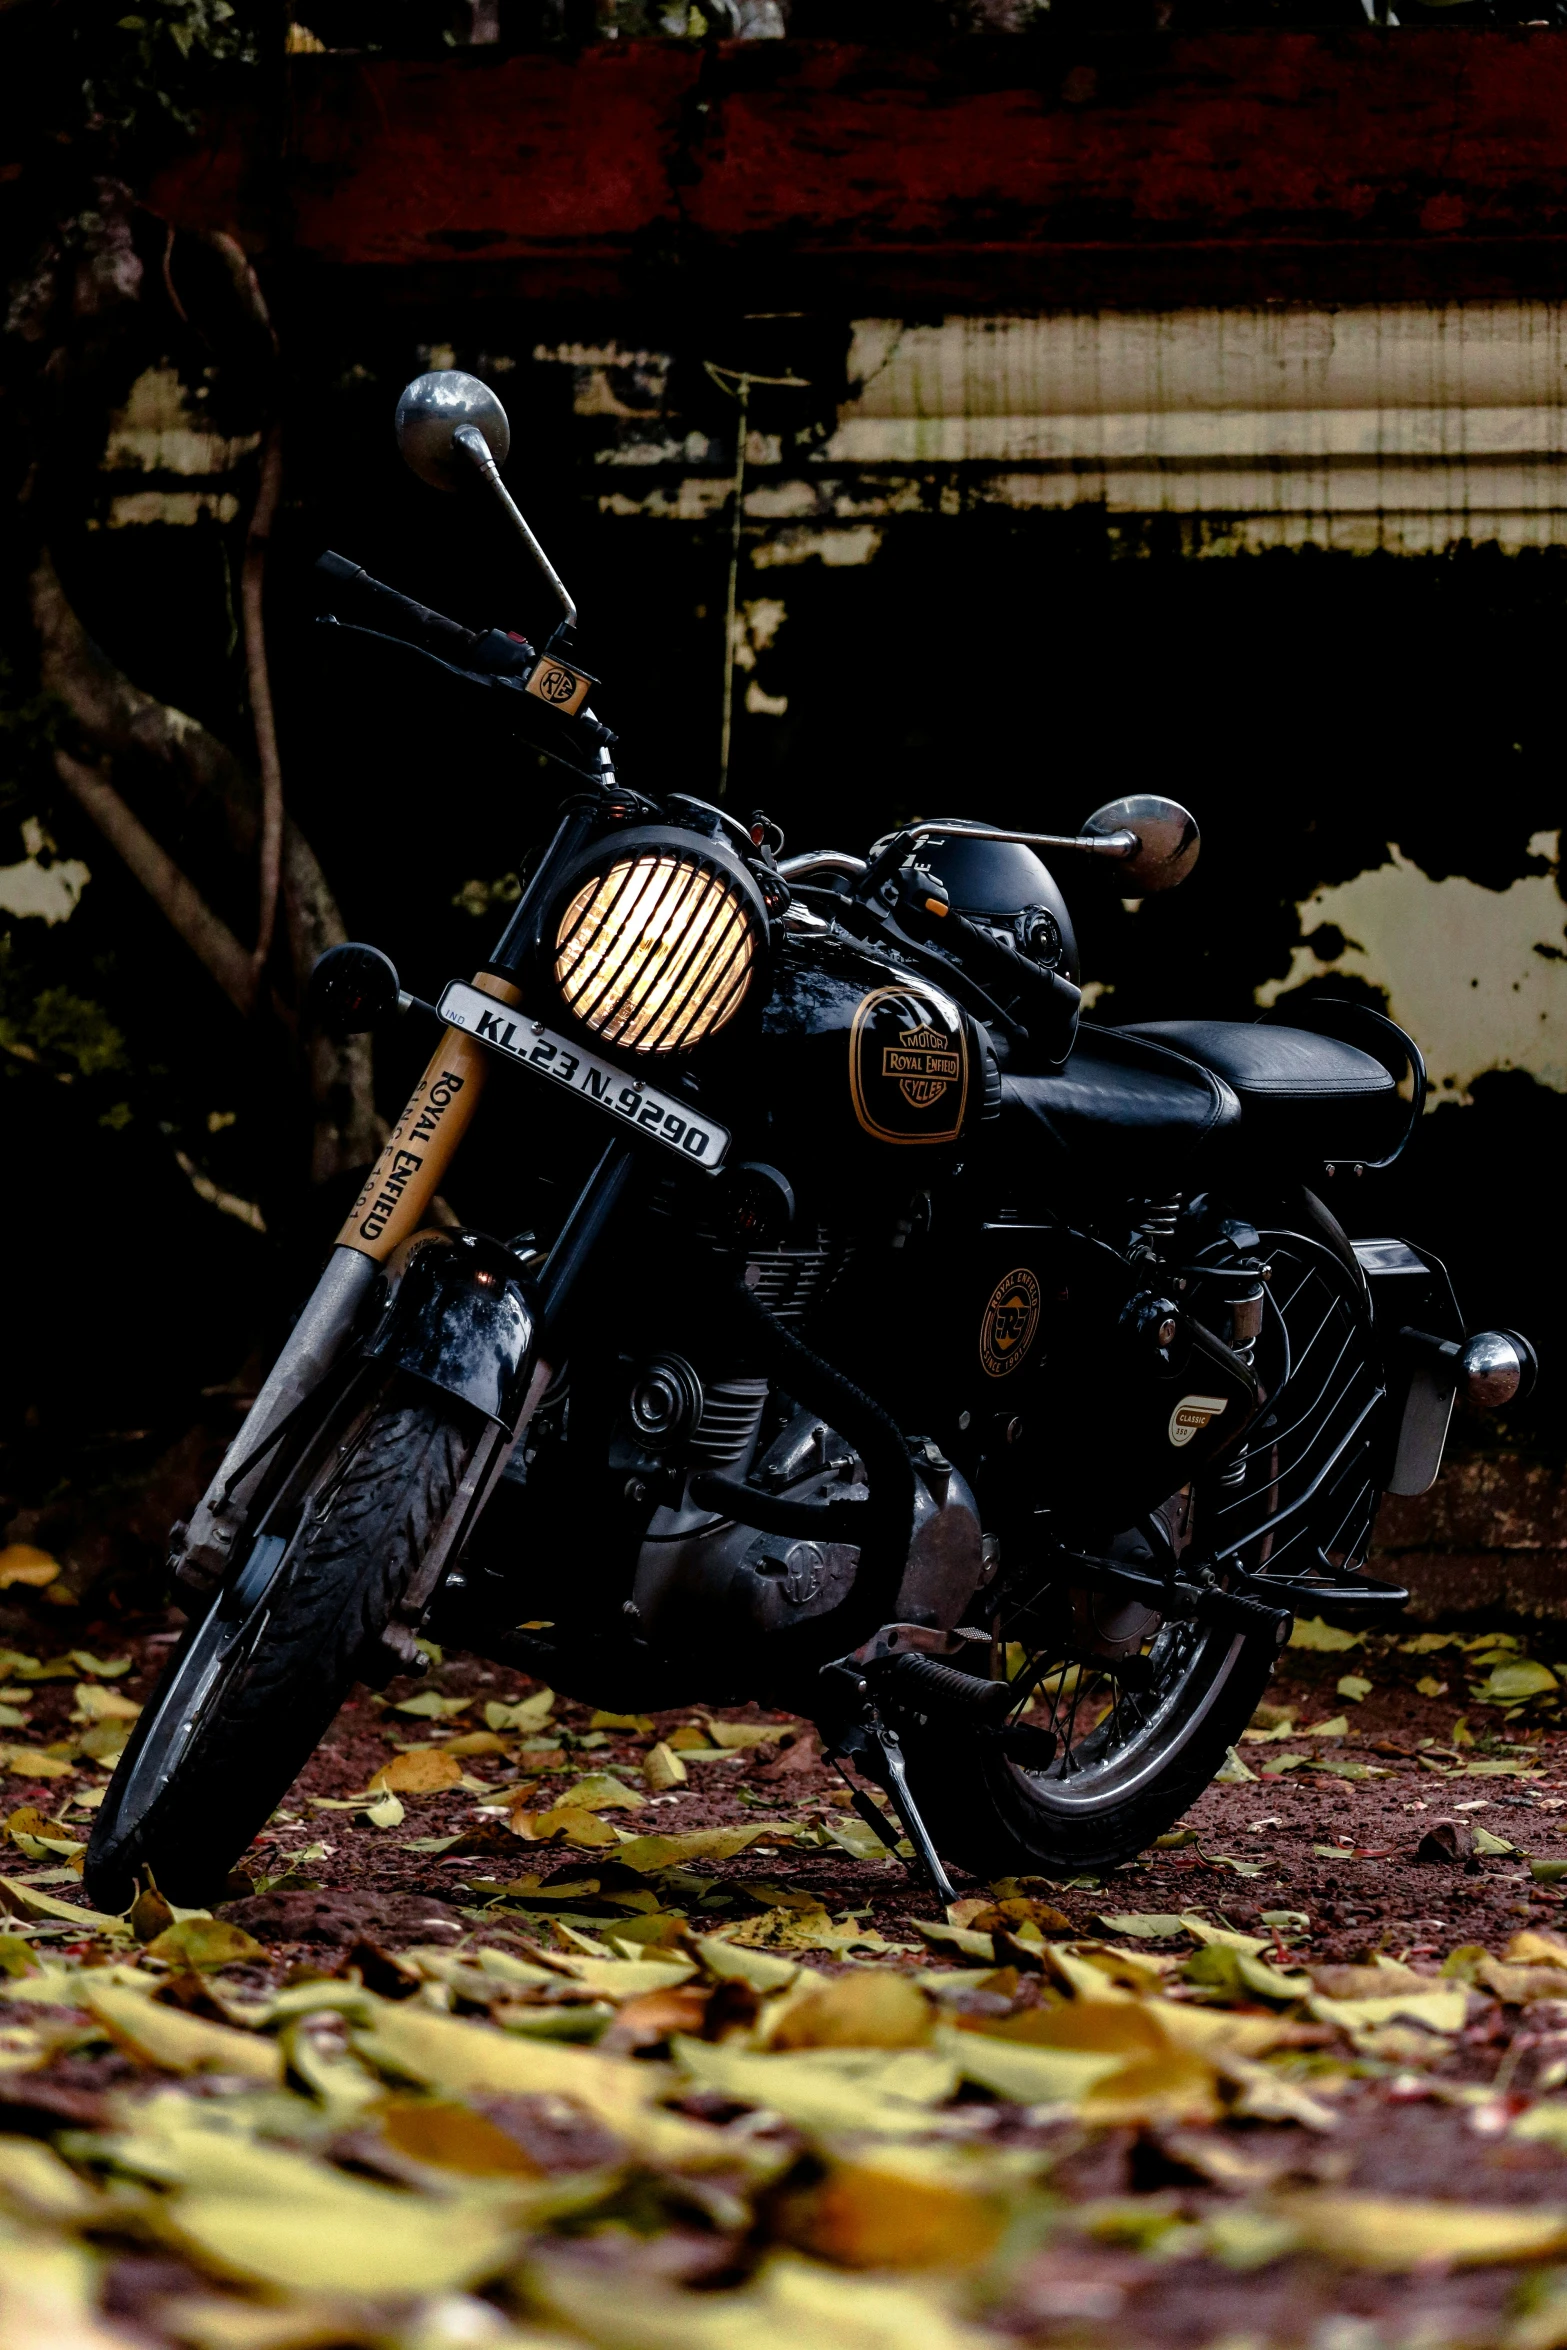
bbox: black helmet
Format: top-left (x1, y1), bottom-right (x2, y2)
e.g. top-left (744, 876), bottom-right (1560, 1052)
top-left (875, 820), bottom-right (1080, 990)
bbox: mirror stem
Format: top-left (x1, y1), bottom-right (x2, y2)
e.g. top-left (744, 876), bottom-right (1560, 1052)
top-left (454, 424), bottom-right (578, 632)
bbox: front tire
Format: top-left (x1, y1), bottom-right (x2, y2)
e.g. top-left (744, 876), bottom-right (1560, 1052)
top-left (86, 1388), bottom-right (480, 1912)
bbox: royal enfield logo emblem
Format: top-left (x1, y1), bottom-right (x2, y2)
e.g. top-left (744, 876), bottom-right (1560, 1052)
top-left (849, 986), bottom-right (969, 1146)
top-left (980, 1267), bottom-right (1041, 1379)
top-left (1168, 1393), bottom-right (1229, 1449)
top-left (525, 657), bottom-right (592, 716)
top-left (882, 1022), bottom-right (962, 1110)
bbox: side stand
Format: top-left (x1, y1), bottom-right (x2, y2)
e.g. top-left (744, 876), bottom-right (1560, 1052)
top-left (830, 1715), bottom-right (957, 1908)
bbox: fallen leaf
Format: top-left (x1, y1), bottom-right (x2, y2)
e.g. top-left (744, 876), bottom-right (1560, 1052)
top-left (1308, 1987), bottom-right (1468, 2033)
top-left (1273, 2190), bottom-right (1567, 2268)
top-left (821, 1813), bottom-right (898, 1863)
top-left (145, 1919), bottom-right (268, 1972)
top-left (362, 1793), bottom-right (404, 1830)
top-left (2, 1750), bottom-right (74, 1780)
top-left (590, 1709), bottom-right (654, 1733)
top-left (367, 1748), bottom-right (463, 1795)
top-left (1212, 1747), bottom-right (1258, 1783)
top-left (643, 1742), bottom-right (688, 1791)
top-left (705, 1720), bottom-right (788, 1749)
top-left (87, 1983), bottom-right (281, 2080)
top-left (508, 1806), bottom-right (621, 1847)
top-left (68, 1652), bottom-right (131, 1679)
top-left (1304, 1716), bottom-right (1350, 1738)
top-left (441, 1731), bottom-right (510, 1757)
top-left (1473, 1661), bottom-right (1558, 1705)
top-left (1508, 1931), bottom-right (1567, 1969)
top-left (558, 1772), bottom-right (646, 1812)
top-left (0, 1876), bottom-right (126, 1932)
top-left (1289, 1618), bottom-right (1360, 1653)
top-left (390, 1692), bottom-right (471, 1719)
top-left (608, 1826), bottom-right (772, 1872)
top-left (772, 1971), bottom-right (933, 2051)
top-left (779, 2148), bottom-right (1007, 2269)
top-left (1417, 1676), bottom-right (1450, 1699)
top-left (0, 1547), bottom-right (58, 1591)
top-left (70, 1683), bottom-right (140, 1724)
top-left (1337, 1676), bottom-right (1373, 1702)
top-left (1094, 1913), bottom-right (1190, 1940)
top-left (482, 1689), bottom-right (554, 1734)
top-left (665, 1725), bottom-right (715, 1752)
top-left (552, 1955), bottom-right (696, 1999)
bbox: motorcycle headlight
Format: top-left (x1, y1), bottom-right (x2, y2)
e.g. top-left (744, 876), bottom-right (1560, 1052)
top-left (552, 829), bottom-right (768, 1055)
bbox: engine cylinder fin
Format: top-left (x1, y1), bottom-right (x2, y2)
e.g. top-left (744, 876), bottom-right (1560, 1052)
top-left (687, 1375), bottom-right (770, 1468)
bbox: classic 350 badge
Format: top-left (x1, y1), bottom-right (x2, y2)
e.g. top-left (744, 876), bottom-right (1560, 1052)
top-left (848, 986), bottom-right (969, 1145)
top-left (980, 1268), bottom-right (1042, 1378)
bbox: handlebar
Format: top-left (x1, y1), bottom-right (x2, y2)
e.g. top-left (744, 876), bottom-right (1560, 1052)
top-left (313, 550), bottom-right (616, 773)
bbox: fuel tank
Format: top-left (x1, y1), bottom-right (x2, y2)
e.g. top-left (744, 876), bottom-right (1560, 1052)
top-left (720, 927), bottom-right (986, 1207)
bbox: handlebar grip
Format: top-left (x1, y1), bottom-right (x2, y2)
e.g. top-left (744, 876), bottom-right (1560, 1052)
top-left (315, 551), bottom-right (480, 662)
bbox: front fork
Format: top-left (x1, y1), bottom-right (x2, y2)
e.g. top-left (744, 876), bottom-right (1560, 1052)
top-left (174, 972), bottom-right (524, 1589)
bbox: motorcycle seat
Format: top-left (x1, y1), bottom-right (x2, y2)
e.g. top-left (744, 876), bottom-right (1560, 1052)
top-left (1116, 1020), bottom-right (1399, 1165)
top-left (999, 1027), bottom-right (1241, 1193)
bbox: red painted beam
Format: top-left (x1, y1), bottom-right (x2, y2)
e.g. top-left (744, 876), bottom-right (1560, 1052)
top-left (148, 35), bottom-right (1567, 307)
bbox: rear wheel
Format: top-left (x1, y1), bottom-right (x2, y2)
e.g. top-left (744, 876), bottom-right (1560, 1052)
top-left (900, 1214), bottom-right (1383, 1879)
top-left (85, 1386), bottom-right (482, 1912)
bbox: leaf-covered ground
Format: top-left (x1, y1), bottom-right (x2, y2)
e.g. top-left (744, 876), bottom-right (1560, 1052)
top-left (2, 1599), bottom-right (1567, 2347)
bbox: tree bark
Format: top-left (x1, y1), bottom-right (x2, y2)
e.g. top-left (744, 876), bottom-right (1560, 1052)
top-left (30, 551), bottom-right (379, 1182)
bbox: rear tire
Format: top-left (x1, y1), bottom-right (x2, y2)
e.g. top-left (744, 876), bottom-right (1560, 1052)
top-left (85, 1389), bottom-right (479, 1912)
top-left (897, 1625), bottom-right (1277, 1881)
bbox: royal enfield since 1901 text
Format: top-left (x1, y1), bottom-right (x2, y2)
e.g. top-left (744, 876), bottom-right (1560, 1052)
top-left (85, 371), bottom-right (1537, 1909)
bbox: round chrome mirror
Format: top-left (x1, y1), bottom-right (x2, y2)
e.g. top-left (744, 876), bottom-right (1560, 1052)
top-left (1080, 794), bottom-right (1200, 893)
top-left (307, 943), bottom-right (402, 1039)
top-left (395, 370), bottom-right (510, 492)
top-left (1460, 1328), bottom-right (1537, 1409)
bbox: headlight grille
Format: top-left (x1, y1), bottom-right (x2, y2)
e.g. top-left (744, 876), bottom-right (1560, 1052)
top-left (554, 851), bottom-right (758, 1054)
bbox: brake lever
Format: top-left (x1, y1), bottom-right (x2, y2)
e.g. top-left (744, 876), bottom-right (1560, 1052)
top-left (314, 617), bottom-right (614, 781)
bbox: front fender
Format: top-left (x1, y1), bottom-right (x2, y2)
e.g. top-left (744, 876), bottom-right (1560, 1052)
top-left (364, 1231), bottom-right (539, 1426)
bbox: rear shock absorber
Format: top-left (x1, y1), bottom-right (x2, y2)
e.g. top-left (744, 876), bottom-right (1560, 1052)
top-left (1217, 1269), bottom-right (1268, 1488)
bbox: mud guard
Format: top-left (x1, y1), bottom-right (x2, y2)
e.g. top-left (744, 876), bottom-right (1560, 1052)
top-left (363, 1230), bottom-right (539, 1426)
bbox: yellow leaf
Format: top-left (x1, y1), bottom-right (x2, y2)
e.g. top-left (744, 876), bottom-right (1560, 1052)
top-left (0, 2137), bottom-right (102, 2220)
top-left (644, 1741), bottom-right (689, 1791)
top-left (71, 1683), bottom-right (140, 1723)
top-left (144, 1919), bottom-right (268, 1972)
top-left (1474, 1660), bottom-right (1559, 1704)
top-left (693, 1935), bottom-right (803, 1994)
top-left (1304, 1716), bottom-right (1350, 1738)
top-left (553, 1956), bottom-right (696, 1999)
top-left (938, 2028), bottom-right (1126, 2107)
top-left (86, 1983), bottom-right (281, 2080)
top-left (675, 2038), bottom-right (960, 2137)
top-left (0, 2239), bottom-right (129, 2350)
top-left (1082, 2047), bottom-right (1222, 2127)
top-left (0, 1547), bottom-right (59, 1591)
top-left (367, 1747), bottom-right (463, 1795)
top-left (1308, 1988), bottom-right (1467, 2034)
top-left (363, 1792), bottom-right (404, 1830)
top-left (780, 2150), bottom-right (1006, 2269)
top-left (704, 1720), bottom-right (786, 1748)
top-left (608, 1826), bottom-right (771, 1872)
top-left (666, 1724), bottom-right (715, 1751)
top-left (378, 2098), bottom-right (543, 2176)
top-left (482, 1688), bottom-right (555, 1733)
top-left (1507, 1931), bottom-right (1567, 1970)
top-left (3, 1750), bottom-right (73, 1780)
top-left (0, 1875), bottom-right (125, 1932)
top-left (772, 1972), bottom-right (933, 2051)
top-left (68, 1652), bottom-right (131, 1678)
top-left (165, 2177), bottom-right (523, 2297)
top-left (559, 1771), bottom-right (646, 1812)
top-left (510, 1805), bottom-right (621, 1846)
top-left (1273, 2191), bottom-right (1567, 2268)
top-left (441, 1730), bottom-right (510, 1757)
top-left (536, 2248), bottom-right (986, 2350)
top-left (1289, 1617), bottom-right (1359, 1652)
top-left (591, 1709), bottom-right (655, 1732)
top-left (1337, 1676), bottom-right (1373, 1701)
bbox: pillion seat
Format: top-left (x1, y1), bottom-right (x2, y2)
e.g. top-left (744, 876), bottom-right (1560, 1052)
top-left (1116, 1020), bottom-right (1401, 1168)
top-left (998, 1027), bottom-right (1241, 1195)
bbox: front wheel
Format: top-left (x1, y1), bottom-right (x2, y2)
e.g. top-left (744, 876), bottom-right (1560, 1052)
top-left (85, 1387), bottom-right (482, 1911)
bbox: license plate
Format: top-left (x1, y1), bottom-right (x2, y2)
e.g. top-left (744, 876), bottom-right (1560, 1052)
top-left (437, 981), bottom-right (731, 1173)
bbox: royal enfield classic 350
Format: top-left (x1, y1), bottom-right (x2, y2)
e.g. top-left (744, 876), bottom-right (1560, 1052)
top-left (86, 371), bottom-right (1537, 1910)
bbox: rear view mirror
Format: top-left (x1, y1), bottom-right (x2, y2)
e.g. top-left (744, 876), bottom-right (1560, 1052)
top-left (395, 370), bottom-right (510, 493)
top-left (307, 943), bottom-right (402, 1039)
top-left (1080, 796), bottom-right (1200, 893)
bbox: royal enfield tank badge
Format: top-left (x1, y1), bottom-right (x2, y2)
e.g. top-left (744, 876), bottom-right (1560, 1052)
top-left (980, 1268), bottom-right (1042, 1379)
top-left (849, 986), bottom-right (969, 1144)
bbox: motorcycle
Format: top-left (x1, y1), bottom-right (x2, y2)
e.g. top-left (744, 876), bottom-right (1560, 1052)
top-left (86, 369), bottom-right (1537, 1911)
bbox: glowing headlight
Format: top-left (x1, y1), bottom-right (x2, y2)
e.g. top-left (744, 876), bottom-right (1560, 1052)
top-left (554, 846), bottom-right (762, 1054)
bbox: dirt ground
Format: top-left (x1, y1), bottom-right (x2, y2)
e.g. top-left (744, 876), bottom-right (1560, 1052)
top-left (4, 1601), bottom-right (1567, 2348)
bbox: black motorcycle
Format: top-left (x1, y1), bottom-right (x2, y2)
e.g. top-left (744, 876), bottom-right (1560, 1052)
top-left (86, 369), bottom-right (1535, 1910)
